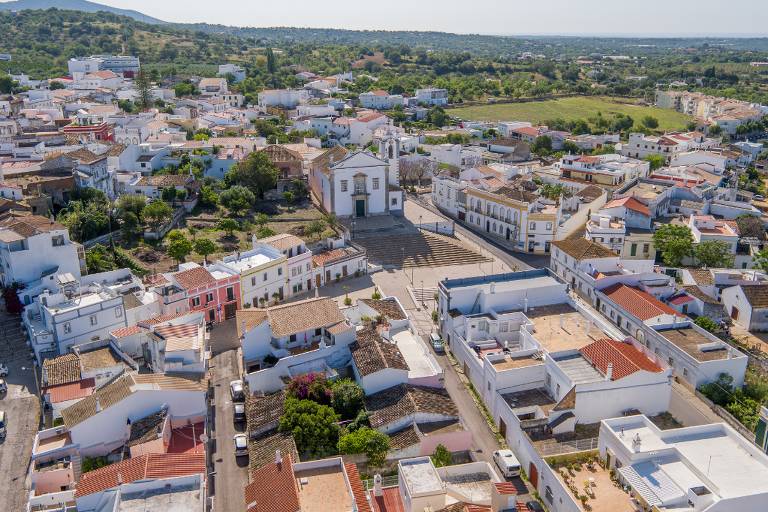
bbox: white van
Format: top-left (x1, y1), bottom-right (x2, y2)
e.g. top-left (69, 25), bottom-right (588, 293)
top-left (493, 449), bottom-right (521, 478)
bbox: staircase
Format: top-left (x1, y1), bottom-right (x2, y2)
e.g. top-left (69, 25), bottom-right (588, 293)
top-left (355, 232), bottom-right (490, 268)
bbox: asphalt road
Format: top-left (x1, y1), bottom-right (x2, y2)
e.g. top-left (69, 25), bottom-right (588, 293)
top-left (208, 319), bottom-right (249, 512)
top-left (0, 313), bottom-right (41, 512)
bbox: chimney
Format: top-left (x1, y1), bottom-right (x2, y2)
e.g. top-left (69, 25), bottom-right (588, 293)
top-left (95, 396), bottom-right (102, 413)
top-left (490, 283), bottom-right (496, 294)
top-left (632, 433), bottom-right (642, 453)
top-left (275, 449), bottom-right (282, 466)
top-left (373, 474), bottom-right (383, 497)
top-left (559, 313), bottom-right (564, 329)
top-left (116, 472), bottom-right (123, 485)
top-left (605, 363), bottom-right (613, 381)
top-left (523, 297), bottom-right (529, 313)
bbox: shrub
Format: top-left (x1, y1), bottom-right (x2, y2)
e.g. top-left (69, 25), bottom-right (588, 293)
top-left (279, 398), bottom-right (339, 458)
top-left (331, 379), bottom-right (364, 420)
top-left (431, 444), bottom-right (452, 467)
top-left (338, 427), bottom-right (390, 468)
top-left (286, 373), bottom-right (332, 405)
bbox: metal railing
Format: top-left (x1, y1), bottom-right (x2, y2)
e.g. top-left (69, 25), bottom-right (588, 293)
top-left (536, 436), bottom-right (599, 456)
top-left (362, 475), bottom-right (399, 491)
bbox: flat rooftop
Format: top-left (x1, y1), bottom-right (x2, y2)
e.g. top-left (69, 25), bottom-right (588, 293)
top-left (607, 418), bottom-right (768, 500)
top-left (553, 463), bottom-right (634, 512)
top-left (553, 353), bottom-right (604, 384)
top-left (222, 248), bottom-right (280, 272)
top-left (501, 387), bottom-right (556, 413)
top-left (441, 269), bottom-right (557, 292)
top-left (392, 331), bottom-right (440, 379)
top-left (527, 303), bottom-right (609, 352)
top-left (657, 327), bottom-right (731, 361)
top-left (36, 432), bottom-right (71, 454)
top-left (490, 353), bottom-right (542, 371)
top-left (399, 458), bottom-right (443, 495)
top-left (118, 485), bottom-right (203, 511)
top-left (294, 464), bottom-right (353, 512)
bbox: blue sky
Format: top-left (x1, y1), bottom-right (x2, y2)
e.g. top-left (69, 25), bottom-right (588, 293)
top-left (58, 0), bottom-right (768, 36)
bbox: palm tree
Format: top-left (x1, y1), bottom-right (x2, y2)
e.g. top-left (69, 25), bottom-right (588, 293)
top-left (271, 292), bottom-right (280, 305)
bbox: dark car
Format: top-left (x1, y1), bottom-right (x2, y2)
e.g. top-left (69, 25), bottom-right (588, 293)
top-left (234, 402), bottom-right (246, 423)
top-left (526, 500), bottom-right (545, 512)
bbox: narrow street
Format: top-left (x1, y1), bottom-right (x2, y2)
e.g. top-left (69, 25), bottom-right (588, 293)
top-left (208, 319), bottom-right (248, 512)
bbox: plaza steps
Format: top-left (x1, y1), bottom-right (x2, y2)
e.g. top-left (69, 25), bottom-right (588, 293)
top-left (355, 232), bottom-right (490, 268)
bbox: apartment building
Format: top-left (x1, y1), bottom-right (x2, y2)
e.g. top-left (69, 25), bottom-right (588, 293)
top-left (215, 238), bottom-right (287, 308)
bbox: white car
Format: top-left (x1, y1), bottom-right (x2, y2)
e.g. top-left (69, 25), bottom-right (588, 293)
top-left (230, 380), bottom-right (245, 402)
top-left (0, 379), bottom-right (7, 394)
top-left (0, 364), bottom-right (7, 377)
top-left (233, 434), bottom-right (248, 457)
top-left (493, 449), bottom-right (521, 478)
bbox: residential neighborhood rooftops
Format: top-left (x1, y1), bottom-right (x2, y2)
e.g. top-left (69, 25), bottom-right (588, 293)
top-left (43, 353), bottom-right (82, 386)
top-left (351, 328), bottom-right (410, 377)
top-left (741, 284), bottom-right (768, 308)
top-left (248, 431), bottom-right (299, 472)
top-left (46, 377), bottom-right (96, 404)
top-left (580, 339), bottom-right (663, 380)
top-left (602, 196), bottom-right (651, 217)
top-left (246, 391), bottom-right (286, 435)
top-left (657, 327), bottom-right (732, 361)
top-left (526, 303), bottom-right (611, 352)
top-left (172, 265), bottom-right (216, 290)
top-left (552, 237), bottom-right (617, 260)
top-left (263, 297), bottom-right (347, 338)
top-left (244, 454), bottom-right (300, 512)
top-left (360, 298), bottom-right (407, 320)
top-left (259, 233), bottom-right (305, 252)
top-left (601, 283), bottom-right (685, 321)
top-left (365, 384), bottom-right (457, 429)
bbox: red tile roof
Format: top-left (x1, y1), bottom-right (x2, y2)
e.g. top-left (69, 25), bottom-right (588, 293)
top-left (494, 482), bottom-right (518, 495)
top-left (512, 126), bottom-right (541, 137)
top-left (602, 196), bottom-right (651, 217)
top-left (601, 283), bottom-right (685, 321)
top-left (46, 378), bottom-right (95, 403)
top-left (173, 266), bottom-right (216, 290)
top-left (581, 338), bottom-right (663, 380)
top-left (345, 463), bottom-right (373, 512)
top-left (370, 485), bottom-right (405, 512)
top-left (245, 455), bottom-right (300, 512)
top-left (110, 325), bottom-right (144, 338)
top-left (75, 453), bottom-right (205, 497)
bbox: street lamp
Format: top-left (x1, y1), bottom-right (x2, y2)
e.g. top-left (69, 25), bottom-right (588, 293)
top-left (419, 214), bottom-right (422, 231)
top-left (420, 280), bottom-right (424, 308)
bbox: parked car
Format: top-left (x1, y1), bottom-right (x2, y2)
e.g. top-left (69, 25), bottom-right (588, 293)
top-left (0, 410), bottom-right (5, 439)
top-left (0, 364), bottom-right (7, 377)
top-left (493, 449), bottom-right (522, 478)
top-left (526, 501), bottom-right (545, 512)
top-left (0, 379), bottom-right (7, 394)
top-left (233, 433), bottom-right (248, 457)
top-left (430, 332), bottom-right (444, 353)
top-left (234, 402), bottom-right (246, 423)
top-left (230, 380), bottom-right (245, 402)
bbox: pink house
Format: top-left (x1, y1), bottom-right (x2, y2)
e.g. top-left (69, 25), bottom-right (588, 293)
top-left (170, 263), bottom-right (241, 323)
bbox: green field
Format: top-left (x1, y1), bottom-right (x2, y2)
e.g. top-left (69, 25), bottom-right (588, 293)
top-left (448, 96), bottom-right (692, 132)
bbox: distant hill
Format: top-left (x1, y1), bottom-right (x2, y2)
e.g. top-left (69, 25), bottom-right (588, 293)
top-left (0, 0), bottom-right (166, 24)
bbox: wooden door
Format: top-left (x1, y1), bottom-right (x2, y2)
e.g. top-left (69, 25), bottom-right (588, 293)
top-left (529, 463), bottom-right (539, 488)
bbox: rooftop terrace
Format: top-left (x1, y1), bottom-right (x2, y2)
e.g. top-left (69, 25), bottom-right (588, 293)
top-left (294, 464), bottom-right (353, 512)
top-left (657, 327), bottom-right (732, 361)
top-left (526, 303), bottom-right (610, 352)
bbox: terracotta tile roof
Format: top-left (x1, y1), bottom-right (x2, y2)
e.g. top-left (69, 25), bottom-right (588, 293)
top-left (602, 196), bottom-right (651, 217)
top-left (78, 347), bottom-right (121, 372)
top-left (345, 463), bottom-right (373, 512)
top-left (351, 328), bottom-right (409, 377)
top-left (0, 214), bottom-right (66, 239)
top-left (360, 298), bottom-right (407, 320)
top-left (173, 265), bottom-right (216, 290)
top-left (552, 237), bottom-right (616, 260)
top-left (245, 454), bottom-right (300, 512)
top-left (491, 186), bottom-right (538, 203)
top-left (387, 424), bottom-right (420, 450)
top-left (265, 297), bottom-right (346, 338)
top-left (75, 453), bottom-right (205, 498)
top-left (601, 283), bottom-right (685, 322)
top-left (67, 148), bottom-right (107, 165)
top-left (742, 284), bottom-right (768, 308)
top-left (580, 339), bottom-right (662, 380)
top-left (236, 309), bottom-right (269, 336)
top-left (248, 431), bottom-right (299, 472)
top-left (312, 247), bottom-right (362, 267)
top-left (131, 373), bottom-right (207, 391)
top-left (43, 353), bottom-right (82, 386)
top-left (681, 285), bottom-right (719, 304)
top-left (110, 325), bottom-right (145, 338)
top-left (371, 485), bottom-right (405, 512)
top-left (365, 384), bottom-right (457, 430)
top-left (246, 391), bottom-right (285, 435)
top-left (686, 269), bottom-right (714, 286)
top-left (494, 482), bottom-right (518, 495)
top-left (46, 378), bottom-right (95, 403)
top-left (61, 374), bottom-right (135, 428)
top-left (259, 233), bottom-right (305, 252)
top-left (139, 311), bottom-right (192, 326)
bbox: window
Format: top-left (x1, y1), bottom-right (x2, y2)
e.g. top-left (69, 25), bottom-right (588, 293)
top-left (206, 292), bottom-right (214, 303)
top-left (51, 235), bottom-right (65, 247)
top-left (306, 263), bottom-right (311, 272)
top-left (556, 383), bottom-right (561, 396)
top-left (251, 276), bottom-right (256, 286)
top-left (529, 222), bottom-right (536, 230)
top-left (114, 306), bottom-right (123, 318)
top-left (90, 315), bottom-right (98, 326)
top-left (372, 178), bottom-right (380, 190)
top-left (499, 322), bottom-right (509, 333)
top-left (340, 180), bottom-right (348, 192)
top-left (289, 334), bottom-right (297, 342)
top-left (315, 328), bottom-right (322, 336)
top-left (192, 297), bottom-right (200, 307)
top-left (391, 197), bottom-right (397, 206)
top-left (263, 272), bottom-right (268, 282)
top-left (683, 368), bottom-right (688, 377)
top-left (643, 243), bottom-right (650, 254)
top-left (546, 222), bottom-right (552, 230)
top-left (630, 243), bottom-right (637, 256)
top-left (63, 322), bottom-right (71, 334)
top-left (278, 267), bottom-right (283, 276)
top-left (226, 287), bottom-right (235, 301)
top-left (546, 373), bottom-right (551, 387)
top-left (668, 357), bottom-right (674, 367)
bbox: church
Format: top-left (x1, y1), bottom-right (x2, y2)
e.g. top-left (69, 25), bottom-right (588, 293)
top-left (308, 135), bottom-right (404, 218)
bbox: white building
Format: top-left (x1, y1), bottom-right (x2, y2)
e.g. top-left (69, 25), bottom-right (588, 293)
top-left (259, 233), bottom-right (314, 297)
top-left (215, 239), bottom-right (287, 308)
top-left (257, 89), bottom-right (308, 109)
top-left (721, 284), bottom-right (768, 332)
top-left (218, 63), bottom-right (246, 83)
top-left (600, 415), bottom-right (768, 512)
top-left (414, 88), bottom-right (449, 106)
top-left (0, 215), bottom-right (83, 292)
top-left (688, 214), bottom-right (739, 254)
top-left (359, 90), bottom-right (405, 110)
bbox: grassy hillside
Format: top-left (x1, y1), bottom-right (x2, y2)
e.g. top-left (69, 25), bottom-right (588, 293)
top-left (448, 97), bottom-right (692, 132)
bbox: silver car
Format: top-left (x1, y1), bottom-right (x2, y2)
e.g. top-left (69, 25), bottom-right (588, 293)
top-left (233, 434), bottom-right (248, 457)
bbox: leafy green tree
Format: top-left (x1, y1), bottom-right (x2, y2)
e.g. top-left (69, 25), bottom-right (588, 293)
top-left (219, 185), bottom-right (255, 216)
top-left (85, 244), bottom-right (117, 274)
top-left (116, 194), bottom-right (146, 222)
top-left (283, 191), bottom-right (295, 204)
top-left (49, 80), bottom-right (65, 90)
top-left (708, 124), bottom-right (723, 136)
top-left (134, 68), bottom-right (152, 111)
top-left (531, 135), bottom-right (553, 155)
top-left (562, 140), bottom-right (581, 154)
top-left (753, 248), bottom-right (768, 274)
top-left (225, 151), bottom-right (279, 199)
top-left (694, 240), bottom-right (734, 268)
top-left (653, 224), bottom-right (693, 267)
top-left (426, 106), bottom-right (448, 127)
top-left (337, 427), bottom-right (390, 468)
top-left (166, 231), bottom-right (193, 264)
top-left (694, 316), bottom-right (718, 333)
top-left (641, 115), bottom-right (659, 129)
top-left (217, 218), bottom-right (239, 237)
top-left (58, 200), bottom-right (110, 242)
top-left (0, 74), bottom-right (18, 94)
top-left (194, 238), bottom-right (217, 264)
top-left (120, 211), bottom-right (141, 241)
top-left (431, 444), bottom-right (452, 468)
top-left (161, 187), bottom-right (179, 202)
top-left (174, 80), bottom-right (197, 97)
top-left (199, 185), bottom-right (219, 208)
top-left (698, 373), bottom-right (734, 406)
top-left (257, 226), bottom-right (276, 238)
top-left (279, 398), bottom-right (340, 458)
top-left (254, 212), bottom-right (269, 228)
top-left (143, 200), bottom-right (173, 231)
top-left (330, 379), bottom-right (364, 420)
top-left (644, 154), bottom-right (665, 171)
top-left (539, 183), bottom-right (569, 201)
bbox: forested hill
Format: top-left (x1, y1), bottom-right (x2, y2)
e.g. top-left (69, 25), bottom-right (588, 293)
top-left (0, 0), bottom-right (165, 24)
